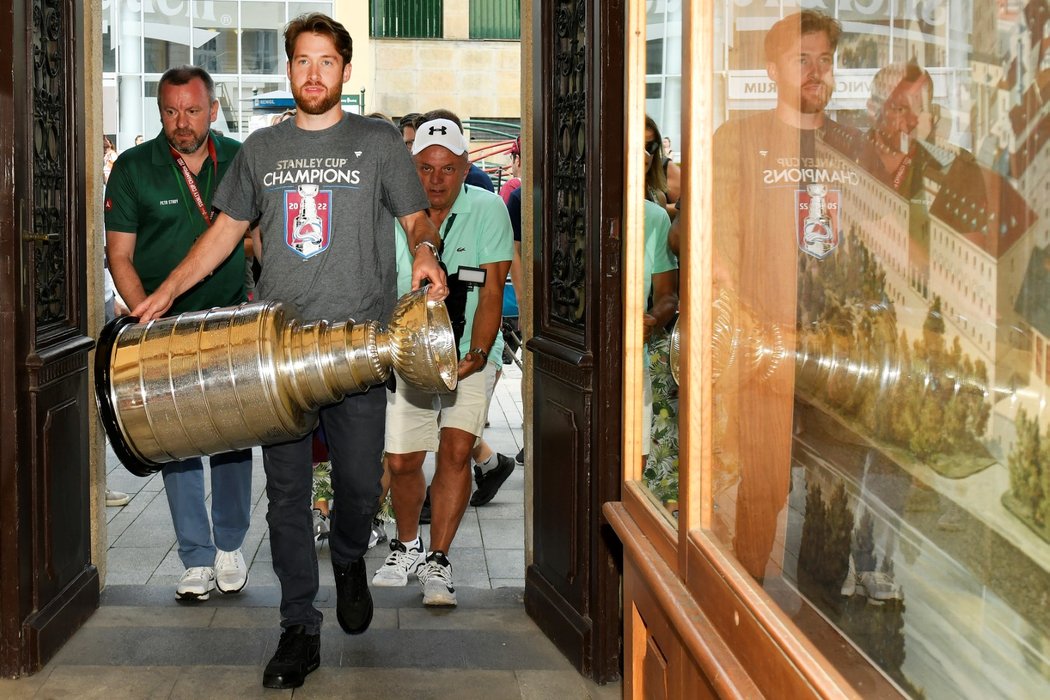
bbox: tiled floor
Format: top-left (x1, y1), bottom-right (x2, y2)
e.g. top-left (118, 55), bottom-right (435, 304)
top-left (0, 363), bottom-right (622, 698)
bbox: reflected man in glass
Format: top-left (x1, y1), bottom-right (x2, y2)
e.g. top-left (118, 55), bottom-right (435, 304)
top-left (711, 10), bottom-right (863, 580)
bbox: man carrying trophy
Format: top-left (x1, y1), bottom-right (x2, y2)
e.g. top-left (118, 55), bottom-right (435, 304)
top-left (131, 13), bottom-right (447, 691)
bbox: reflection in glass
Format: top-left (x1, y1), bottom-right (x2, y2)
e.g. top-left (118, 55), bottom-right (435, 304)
top-left (195, 1), bottom-right (241, 75)
top-left (641, 0), bottom-right (684, 521)
top-left (709, 3), bottom-right (1050, 696)
top-left (142, 5), bottom-right (191, 73)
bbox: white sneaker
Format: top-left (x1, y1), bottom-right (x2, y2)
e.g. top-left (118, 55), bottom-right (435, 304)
top-left (105, 489), bottom-right (130, 507)
top-left (313, 509), bottom-right (330, 541)
top-left (368, 517), bottom-right (388, 549)
top-left (214, 549), bottom-right (249, 594)
top-left (372, 538), bottom-right (425, 587)
top-left (176, 566), bottom-right (215, 601)
top-left (418, 551), bottom-right (456, 607)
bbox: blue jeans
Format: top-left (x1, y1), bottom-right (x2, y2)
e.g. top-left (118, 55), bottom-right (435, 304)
top-left (162, 449), bottom-right (254, 568)
top-left (263, 389), bottom-right (385, 634)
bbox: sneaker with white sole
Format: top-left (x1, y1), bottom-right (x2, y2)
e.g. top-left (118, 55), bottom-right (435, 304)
top-left (214, 548), bottom-right (249, 594)
top-left (176, 566), bottom-right (215, 601)
top-left (372, 538), bottom-right (425, 587)
top-left (368, 517), bottom-right (388, 549)
top-left (313, 509), bottom-right (330, 542)
top-left (418, 551), bottom-right (456, 607)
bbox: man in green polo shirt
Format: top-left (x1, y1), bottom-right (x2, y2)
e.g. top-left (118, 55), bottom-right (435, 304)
top-left (104, 65), bottom-right (253, 603)
top-left (374, 112), bottom-right (514, 607)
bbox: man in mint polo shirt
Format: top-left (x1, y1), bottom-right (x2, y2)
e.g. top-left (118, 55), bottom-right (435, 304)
top-left (374, 111), bottom-right (514, 607)
top-left (104, 65), bottom-right (252, 603)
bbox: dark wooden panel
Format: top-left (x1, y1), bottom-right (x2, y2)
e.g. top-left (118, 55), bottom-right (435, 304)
top-left (525, 0), bottom-right (626, 684)
top-left (0, 0), bottom-right (98, 677)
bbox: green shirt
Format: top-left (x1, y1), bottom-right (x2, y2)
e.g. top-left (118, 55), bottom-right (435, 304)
top-left (394, 184), bottom-right (514, 368)
top-left (104, 130), bottom-right (246, 315)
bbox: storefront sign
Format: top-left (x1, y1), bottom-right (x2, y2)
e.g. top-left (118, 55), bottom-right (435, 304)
top-left (101, 0), bottom-right (217, 22)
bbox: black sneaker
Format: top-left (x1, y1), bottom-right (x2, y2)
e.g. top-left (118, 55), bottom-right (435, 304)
top-left (470, 453), bottom-right (515, 507)
top-left (515, 448), bottom-right (524, 465)
top-left (262, 625), bottom-right (320, 689)
top-left (418, 485), bottom-right (432, 524)
top-left (334, 558), bottom-right (373, 635)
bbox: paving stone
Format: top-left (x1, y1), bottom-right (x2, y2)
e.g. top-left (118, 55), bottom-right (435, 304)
top-left (291, 668), bottom-right (521, 700)
top-left (103, 546), bottom-right (169, 586)
top-left (475, 501), bottom-right (525, 521)
top-left (517, 669), bottom-right (623, 699)
top-left (52, 626), bottom-right (273, 667)
top-left (0, 667), bottom-right (51, 698)
top-left (170, 666), bottom-right (284, 699)
top-left (480, 517), bottom-right (525, 549)
top-left (398, 607), bottom-right (538, 632)
top-left (486, 549), bottom-right (526, 580)
top-left (112, 522), bottom-right (178, 549)
top-left (88, 605), bottom-right (215, 628)
top-left (34, 665), bottom-right (181, 698)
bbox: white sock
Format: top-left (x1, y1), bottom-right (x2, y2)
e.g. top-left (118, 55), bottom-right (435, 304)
top-left (403, 536), bottom-right (421, 552)
top-left (476, 452), bottom-right (497, 474)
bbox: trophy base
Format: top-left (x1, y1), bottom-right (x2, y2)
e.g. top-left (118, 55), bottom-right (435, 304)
top-left (94, 314), bottom-right (164, 477)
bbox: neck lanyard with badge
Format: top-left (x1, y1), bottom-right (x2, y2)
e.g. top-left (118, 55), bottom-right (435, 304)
top-left (440, 195), bottom-right (486, 289)
top-left (170, 135), bottom-right (218, 227)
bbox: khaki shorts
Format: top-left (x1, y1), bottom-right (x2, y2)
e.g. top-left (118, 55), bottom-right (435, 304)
top-left (385, 362), bottom-right (498, 454)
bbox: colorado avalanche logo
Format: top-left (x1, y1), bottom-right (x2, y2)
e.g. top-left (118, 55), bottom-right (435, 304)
top-left (796, 184), bottom-right (840, 259)
top-left (285, 184), bottom-right (331, 258)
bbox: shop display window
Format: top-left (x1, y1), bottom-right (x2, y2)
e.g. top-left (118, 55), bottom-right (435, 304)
top-left (628, 1), bottom-right (1050, 696)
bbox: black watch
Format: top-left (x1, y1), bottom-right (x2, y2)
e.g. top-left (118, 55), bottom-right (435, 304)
top-left (468, 347), bottom-right (488, 363)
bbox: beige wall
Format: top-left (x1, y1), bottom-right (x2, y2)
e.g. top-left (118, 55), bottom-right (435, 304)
top-left (334, 0), bottom-right (519, 123)
top-left (369, 39), bottom-right (521, 122)
top-left (334, 0), bottom-right (376, 112)
top-left (445, 0), bottom-right (470, 40)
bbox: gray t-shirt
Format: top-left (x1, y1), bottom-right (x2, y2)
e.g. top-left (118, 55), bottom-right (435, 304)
top-left (214, 113), bottom-right (429, 323)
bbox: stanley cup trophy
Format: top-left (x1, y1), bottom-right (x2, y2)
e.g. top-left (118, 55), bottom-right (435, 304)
top-left (96, 287), bottom-right (458, 477)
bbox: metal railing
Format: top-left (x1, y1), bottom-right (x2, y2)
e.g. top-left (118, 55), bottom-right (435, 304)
top-left (371, 0), bottom-right (443, 38)
top-left (463, 119), bottom-right (520, 190)
top-left (470, 0), bottom-right (521, 40)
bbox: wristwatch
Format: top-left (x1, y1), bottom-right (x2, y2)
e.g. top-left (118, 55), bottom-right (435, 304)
top-left (413, 240), bottom-right (441, 262)
top-left (467, 347), bottom-right (489, 363)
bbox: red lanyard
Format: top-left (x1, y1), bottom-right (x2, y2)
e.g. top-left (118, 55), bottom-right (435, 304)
top-left (170, 137), bottom-right (218, 226)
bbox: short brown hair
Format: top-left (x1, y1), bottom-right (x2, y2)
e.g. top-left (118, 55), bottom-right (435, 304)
top-left (285, 13), bottom-right (353, 66)
top-left (764, 10), bottom-right (841, 63)
top-left (158, 65), bottom-right (216, 105)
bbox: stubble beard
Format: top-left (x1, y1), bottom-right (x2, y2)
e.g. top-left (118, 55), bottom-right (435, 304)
top-left (166, 129), bottom-right (208, 155)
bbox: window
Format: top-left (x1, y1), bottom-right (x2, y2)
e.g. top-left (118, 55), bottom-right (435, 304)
top-left (623, 1), bottom-right (1050, 696)
top-left (370, 0), bottom-right (443, 39)
top-left (470, 0), bottom-right (520, 40)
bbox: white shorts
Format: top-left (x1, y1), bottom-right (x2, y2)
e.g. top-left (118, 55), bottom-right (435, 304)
top-left (385, 362), bottom-right (498, 454)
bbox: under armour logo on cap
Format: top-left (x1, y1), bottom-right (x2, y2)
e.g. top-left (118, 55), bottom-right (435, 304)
top-left (412, 117), bottom-right (468, 156)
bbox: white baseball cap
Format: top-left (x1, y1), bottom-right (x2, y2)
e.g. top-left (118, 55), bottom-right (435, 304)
top-left (412, 118), bottom-right (468, 156)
